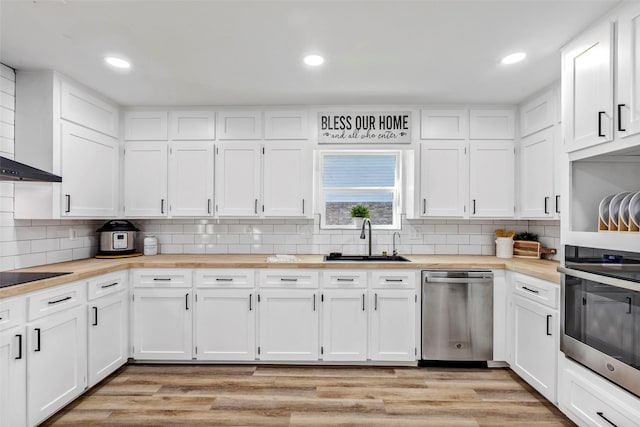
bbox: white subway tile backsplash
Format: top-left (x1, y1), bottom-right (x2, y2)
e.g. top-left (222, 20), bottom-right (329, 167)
top-left (31, 238), bottom-right (60, 253)
top-left (46, 250), bottom-right (73, 264)
top-left (435, 224), bottom-right (458, 234)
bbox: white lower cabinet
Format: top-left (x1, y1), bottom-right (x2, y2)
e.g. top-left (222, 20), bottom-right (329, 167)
top-left (87, 290), bottom-right (128, 386)
top-left (0, 326), bottom-right (26, 427)
top-left (321, 290), bottom-right (368, 361)
top-left (132, 288), bottom-right (192, 360)
top-left (258, 289), bottom-right (319, 361)
top-left (195, 289), bottom-right (255, 360)
top-left (369, 289), bottom-right (416, 361)
top-left (27, 305), bottom-right (87, 426)
top-left (559, 355), bottom-right (640, 427)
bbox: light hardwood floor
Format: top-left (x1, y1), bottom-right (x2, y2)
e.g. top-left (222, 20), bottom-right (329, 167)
top-left (42, 365), bottom-right (575, 426)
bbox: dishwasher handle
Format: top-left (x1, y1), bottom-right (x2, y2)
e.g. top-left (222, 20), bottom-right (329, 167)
top-left (425, 277), bottom-right (493, 284)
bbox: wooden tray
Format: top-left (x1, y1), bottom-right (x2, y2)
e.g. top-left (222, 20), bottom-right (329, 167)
top-left (513, 241), bottom-right (541, 259)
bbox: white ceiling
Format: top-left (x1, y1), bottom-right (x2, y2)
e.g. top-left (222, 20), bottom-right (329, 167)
top-left (0, 0), bottom-right (620, 106)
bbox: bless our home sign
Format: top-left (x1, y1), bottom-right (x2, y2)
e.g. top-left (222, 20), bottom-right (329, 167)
top-left (318, 112), bottom-right (411, 144)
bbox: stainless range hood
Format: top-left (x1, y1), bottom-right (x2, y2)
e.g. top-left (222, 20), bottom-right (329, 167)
top-left (0, 156), bottom-right (62, 182)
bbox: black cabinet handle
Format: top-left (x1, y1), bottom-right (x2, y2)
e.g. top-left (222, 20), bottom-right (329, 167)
top-left (15, 334), bottom-right (22, 360)
top-left (597, 412), bottom-right (618, 427)
top-left (472, 199), bottom-right (476, 215)
top-left (546, 315), bottom-right (552, 336)
top-left (617, 104), bottom-right (626, 132)
top-left (208, 198), bottom-right (212, 214)
top-left (544, 196), bottom-right (549, 214)
top-left (280, 278), bottom-right (298, 282)
top-left (385, 279), bottom-right (404, 283)
top-left (65, 194), bottom-right (71, 213)
top-left (101, 282), bottom-right (118, 289)
top-left (92, 306), bottom-right (98, 326)
top-left (598, 111), bottom-right (606, 137)
top-left (423, 199), bottom-right (427, 214)
top-left (153, 278), bottom-right (171, 281)
top-left (215, 278), bottom-right (233, 282)
top-left (337, 278), bottom-right (354, 282)
top-left (362, 294), bottom-right (365, 311)
top-left (313, 294), bottom-right (316, 311)
top-left (34, 328), bottom-right (41, 352)
top-left (161, 199), bottom-right (165, 214)
top-left (374, 293), bottom-right (378, 311)
top-left (48, 296), bottom-right (71, 305)
top-left (555, 195), bottom-right (560, 214)
top-left (254, 199), bottom-right (258, 214)
top-left (302, 199), bottom-right (305, 214)
top-left (249, 294), bottom-right (252, 311)
top-left (626, 297), bottom-right (632, 314)
top-left (185, 293), bottom-right (189, 310)
top-left (522, 286), bottom-right (539, 294)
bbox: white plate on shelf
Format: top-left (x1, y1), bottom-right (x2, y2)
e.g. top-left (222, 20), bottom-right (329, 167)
top-left (598, 194), bottom-right (616, 225)
top-left (630, 191), bottom-right (640, 229)
top-left (619, 192), bottom-right (635, 228)
top-left (609, 192), bottom-right (632, 227)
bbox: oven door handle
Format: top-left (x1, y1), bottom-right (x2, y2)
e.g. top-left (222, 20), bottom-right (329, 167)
top-left (558, 266), bottom-right (640, 293)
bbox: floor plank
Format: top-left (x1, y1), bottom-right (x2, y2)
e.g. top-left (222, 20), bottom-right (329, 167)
top-left (41, 364), bottom-right (575, 426)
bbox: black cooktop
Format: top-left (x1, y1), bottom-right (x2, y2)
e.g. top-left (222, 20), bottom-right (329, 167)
top-left (0, 271), bottom-right (72, 288)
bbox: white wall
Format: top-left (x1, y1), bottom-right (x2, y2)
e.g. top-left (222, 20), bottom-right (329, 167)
top-left (0, 64), bottom-right (100, 271)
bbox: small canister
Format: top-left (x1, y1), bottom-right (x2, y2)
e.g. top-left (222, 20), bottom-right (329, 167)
top-left (143, 235), bottom-right (158, 256)
top-left (495, 237), bottom-right (514, 259)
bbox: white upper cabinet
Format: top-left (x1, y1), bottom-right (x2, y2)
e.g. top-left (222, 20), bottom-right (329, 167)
top-left (60, 79), bottom-right (119, 138)
top-left (124, 111), bottom-right (168, 140)
top-left (469, 141), bottom-right (515, 218)
top-left (420, 109), bottom-right (468, 139)
top-left (215, 142), bottom-right (261, 216)
top-left (262, 142), bottom-right (312, 217)
top-left (217, 111), bottom-right (263, 140)
top-left (168, 141), bottom-right (215, 217)
top-left (419, 141), bottom-right (468, 217)
top-left (520, 91), bottom-right (555, 137)
top-left (61, 121), bottom-right (119, 217)
top-left (169, 111), bottom-right (216, 140)
top-left (617, 1), bottom-right (640, 139)
top-left (124, 141), bottom-right (168, 217)
top-left (519, 128), bottom-right (555, 218)
top-left (469, 109), bottom-right (515, 139)
top-left (264, 110), bottom-right (308, 140)
top-left (562, 19), bottom-right (614, 152)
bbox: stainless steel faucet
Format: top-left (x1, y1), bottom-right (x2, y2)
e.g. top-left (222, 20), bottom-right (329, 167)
top-left (360, 218), bottom-right (372, 257)
top-left (392, 231), bottom-right (400, 256)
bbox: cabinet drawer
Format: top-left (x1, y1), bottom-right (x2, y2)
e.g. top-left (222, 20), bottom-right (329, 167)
top-left (131, 269), bottom-right (192, 288)
top-left (322, 271), bottom-right (367, 288)
top-left (370, 271), bottom-right (416, 289)
top-left (27, 281), bottom-right (85, 321)
top-left (258, 270), bottom-right (318, 288)
top-left (512, 273), bottom-right (558, 309)
top-left (195, 269), bottom-right (254, 288)
top-left (0, 296), bottom-right (26, 332)
top-left (87, 271), bottom-right (127, 301)
top-left (561, 358), bottom-right (640, 427)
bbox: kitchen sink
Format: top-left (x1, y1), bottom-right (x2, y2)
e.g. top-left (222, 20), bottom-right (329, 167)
top-left (323, 254), bottom-right (411, 262)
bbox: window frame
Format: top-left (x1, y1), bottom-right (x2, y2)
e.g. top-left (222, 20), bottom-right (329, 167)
top-left (318, 150), bottom-right (402, 230)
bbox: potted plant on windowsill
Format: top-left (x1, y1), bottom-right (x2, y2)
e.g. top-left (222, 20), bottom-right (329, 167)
top-left (350, 204), bottom-right (370, 228)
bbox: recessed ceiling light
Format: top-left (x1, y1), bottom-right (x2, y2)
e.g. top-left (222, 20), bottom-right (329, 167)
top-left (304, 55), bottom-right (324, 66)
top-left (501, 52), bottom-right (526, 65)
top-left (105, 56), bottom-right (131, 69)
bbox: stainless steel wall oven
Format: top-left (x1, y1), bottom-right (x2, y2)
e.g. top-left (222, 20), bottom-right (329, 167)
top-left (559, 245), bottom-right (640, 397)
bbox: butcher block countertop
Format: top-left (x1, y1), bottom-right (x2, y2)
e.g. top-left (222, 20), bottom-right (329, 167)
top-left (0, 255), bottom-right (560, 298)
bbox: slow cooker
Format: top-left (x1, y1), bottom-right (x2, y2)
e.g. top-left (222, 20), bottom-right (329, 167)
top-left (96, 220), bottom-right (140, 255)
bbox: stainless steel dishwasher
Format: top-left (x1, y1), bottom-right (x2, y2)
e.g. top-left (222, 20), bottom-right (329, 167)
top-left (420, 270), bottom-right (494, 363)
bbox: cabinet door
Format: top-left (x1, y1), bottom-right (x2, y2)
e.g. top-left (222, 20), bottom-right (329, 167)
top-left (419, 141), bottom-right (468, 217)
top-left (125, 111), bottom-right (168, 141)
top-left (519, 129), bottom-right (554, 218)
top-left (28, 306), bottom-right (87, 427)
top-left (617, 2), bottom-right (640, 139)
top-left (263, 142), bottom-right (311, 217)
top-left (217, 111), bottom-right (262, 140)
top-left (469, 109), bottom-right (515, 139)
top-left (562, 20), bottom-right (614, 152)
top-left (195, 289), bottom-right (255, 360)
top-left (420, 109), bottom-right (468, 139)
top-left (132, 288), bottom-right (192, 360)
top-left (169, 141), bottom-right (215, 217)
top-left (369, 290), bottom-right (416, 361)
top-left (469, 141), bottom-right (515, 218)
top-left (520, 90), bottom-right (555, 137)
top-left (60, 79), bottom-right (119, 137)
top-left (321, 290), bottom-right (367, 361)
top-left (61, 121), bottom-right (119, 217)
top-left (124, 141), bottom-right (168, 217)
top-left (87, 291), bottom-right (128, 387)
top-left (511, 294), bottom-right (557, 402)
top-left (0, 327), bottom-right (26, 427)
top-left (169, 111), bottom-right (216, 140)
top-left (215, 142), bottom-right (261, 216)
top-left (264, 110), bottom-right (308, 140)
top-left (258, 289), bottom-right (318, 361)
